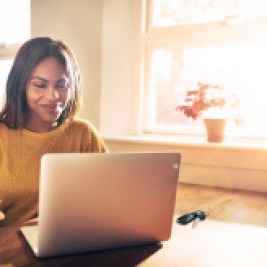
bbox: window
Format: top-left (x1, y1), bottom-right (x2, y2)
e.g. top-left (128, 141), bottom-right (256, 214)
top-left (0, 0), bottom-right (30, 107)
top-left (143, 0), bottom-right (267, 138)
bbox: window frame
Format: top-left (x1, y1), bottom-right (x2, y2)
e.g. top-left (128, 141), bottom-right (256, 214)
top-left (0, 0), bottom-right (31, 106)
top-left (142, 0), bottom-right (267, 138)
top-left (0, 43), bottom-right (21, 59)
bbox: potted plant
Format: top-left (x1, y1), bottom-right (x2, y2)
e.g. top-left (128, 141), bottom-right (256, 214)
top-left (176, 82), bottom-right (241, 142)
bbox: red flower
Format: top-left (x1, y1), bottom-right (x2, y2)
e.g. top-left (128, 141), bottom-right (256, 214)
top-left (176, 82), bottom-right (240, 121)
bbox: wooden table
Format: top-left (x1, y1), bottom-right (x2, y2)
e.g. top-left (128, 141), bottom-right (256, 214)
top-left (1, 218), bottom-right (267, 267)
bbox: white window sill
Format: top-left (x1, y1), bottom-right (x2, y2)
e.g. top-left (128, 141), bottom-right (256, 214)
top-left (103, 134), bottom-right (267, 151)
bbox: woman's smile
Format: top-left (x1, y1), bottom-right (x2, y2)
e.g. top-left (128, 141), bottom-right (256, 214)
top-left (40, 103), bottom-right (61, 114)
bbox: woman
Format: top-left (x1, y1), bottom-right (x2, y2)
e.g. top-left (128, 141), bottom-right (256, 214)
top-left (0, 37), bottom-right (107, 227)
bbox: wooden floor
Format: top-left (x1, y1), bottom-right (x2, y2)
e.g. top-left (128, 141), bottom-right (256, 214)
top-left (175, 183), bottom-right (267, 228)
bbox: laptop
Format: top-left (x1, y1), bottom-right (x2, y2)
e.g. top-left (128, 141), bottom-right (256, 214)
top-left (20, 152), bottom-right (181, 258)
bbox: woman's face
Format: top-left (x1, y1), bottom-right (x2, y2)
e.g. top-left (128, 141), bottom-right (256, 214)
top-left (25, 57), bottom-right (71, 132)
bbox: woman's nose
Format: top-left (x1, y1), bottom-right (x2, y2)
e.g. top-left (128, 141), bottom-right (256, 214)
top-left (46, 86), bottom-right (59, 100)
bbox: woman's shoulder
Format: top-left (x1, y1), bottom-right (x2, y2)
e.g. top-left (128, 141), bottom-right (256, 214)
top-left (0, 122), bottom-right (7, 130)
top-left (0, 122), bottom-right (13, 133)
top-left (0, 123), bottom-right (19, 142)
top-left (65, 117), bottom-right (98, 133)
top-left (65, 117), bottom-right (107, 152)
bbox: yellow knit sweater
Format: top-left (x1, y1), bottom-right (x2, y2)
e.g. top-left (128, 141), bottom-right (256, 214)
top-left (0, 118), bottom-right (107, 227)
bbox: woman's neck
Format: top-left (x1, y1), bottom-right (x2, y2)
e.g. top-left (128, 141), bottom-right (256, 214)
top-left (24, 120), bottom-right (57, 133)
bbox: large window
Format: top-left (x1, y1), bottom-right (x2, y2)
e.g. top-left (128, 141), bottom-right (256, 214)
top-left (0, 0), bottom-right (30, 107)
top-left (143, 0), bottom-right (267, 138)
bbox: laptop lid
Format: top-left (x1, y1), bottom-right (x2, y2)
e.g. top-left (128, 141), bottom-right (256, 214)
top-left (21, 152), bottom-right (181, 258)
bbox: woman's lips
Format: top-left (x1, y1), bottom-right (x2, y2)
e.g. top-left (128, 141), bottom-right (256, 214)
top-left (41, 104), bottom-right (59, 113)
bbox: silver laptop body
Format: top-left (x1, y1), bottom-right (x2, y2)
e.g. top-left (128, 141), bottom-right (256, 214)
top-left (21, 152), bottom-right (181, 258)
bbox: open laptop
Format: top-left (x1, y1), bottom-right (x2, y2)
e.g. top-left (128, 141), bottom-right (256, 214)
top-left (20, 152), bottom-right (181, 258)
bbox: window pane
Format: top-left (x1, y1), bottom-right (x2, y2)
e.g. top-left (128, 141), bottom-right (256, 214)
top-left (146, 43), bottom-right (267, 136)
top-left (0, 60), bottom-right (12, 108)
top-left (0, 0), bottom-right (30, 44)
top-left (152, 0), bottom-right (267, 27)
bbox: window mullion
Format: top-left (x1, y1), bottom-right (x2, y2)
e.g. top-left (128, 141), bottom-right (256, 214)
top-left (0, 44), bottom-right (21, 59)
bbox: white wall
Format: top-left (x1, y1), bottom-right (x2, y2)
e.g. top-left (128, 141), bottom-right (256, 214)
top-left (31, 0), bottom-right (103, 128)
top-left (100, 0), bottom-right (140, 135)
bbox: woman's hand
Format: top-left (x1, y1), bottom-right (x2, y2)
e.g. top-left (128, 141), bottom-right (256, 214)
top-left (0, 211), bottom-right (4, 220)
top-left (0, 201), bottom-right (5, 221)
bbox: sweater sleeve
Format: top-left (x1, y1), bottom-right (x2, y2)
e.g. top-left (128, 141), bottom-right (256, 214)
top-left (80, 120), bottom-right (108, 153)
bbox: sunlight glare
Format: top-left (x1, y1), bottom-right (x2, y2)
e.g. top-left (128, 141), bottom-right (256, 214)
top-left (0, 0), bottom-right (30, 44)
top-left (151, 41), bottom-right (267, 134)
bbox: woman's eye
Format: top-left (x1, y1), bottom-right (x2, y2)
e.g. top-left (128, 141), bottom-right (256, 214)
top-left (34, 83), bottom-right (46, 89)
top-left (56, 83), bottom-right (68, 90)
